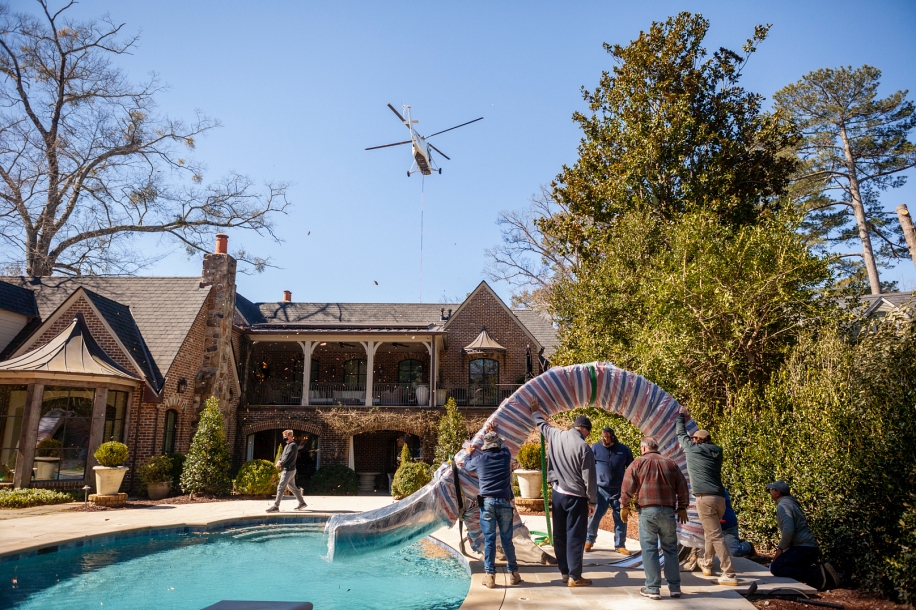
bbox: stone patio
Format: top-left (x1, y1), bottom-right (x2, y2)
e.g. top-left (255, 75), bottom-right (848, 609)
top-left (0, 496), bottom-right (814, 609)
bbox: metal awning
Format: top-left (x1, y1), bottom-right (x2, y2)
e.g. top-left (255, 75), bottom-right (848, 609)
top-left (0, 315), bottom-right (140, 381)
top-left (463, 327), bottom-right (506, 354)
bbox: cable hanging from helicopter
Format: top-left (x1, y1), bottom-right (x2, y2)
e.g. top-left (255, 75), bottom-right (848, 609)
top-left (365, 104), bottom-right (483, 176)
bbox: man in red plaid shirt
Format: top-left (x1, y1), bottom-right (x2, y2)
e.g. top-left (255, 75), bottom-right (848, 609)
top-left (619, 436), bottom-right (689, 600)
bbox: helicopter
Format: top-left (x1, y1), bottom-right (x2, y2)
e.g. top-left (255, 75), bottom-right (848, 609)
top-left (366, 104), bottom-right (483, 176)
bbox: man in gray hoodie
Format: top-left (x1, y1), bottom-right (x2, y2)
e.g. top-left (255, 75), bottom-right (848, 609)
top-left (266, 429), bottom-right (307, 513)
top-left (531, 398), bottom-right (597, 587)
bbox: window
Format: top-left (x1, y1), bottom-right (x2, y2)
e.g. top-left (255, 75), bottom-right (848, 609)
top-left (343, 359), bottom-right (367, 385)
top-left (310, 358), bottom-right (320, 383)
top-left (469, 358), bottom-right (499, 386)
top-left (36, 387), bottom-right (94, 481)
top-left (0, 385), bottom-right (26, 482)
top-left (104, 390), bottom-right (128, 443)
top-left (397, 359), bottom-right (424, 385)
top-left (163, 409), bottom-right (178, 454)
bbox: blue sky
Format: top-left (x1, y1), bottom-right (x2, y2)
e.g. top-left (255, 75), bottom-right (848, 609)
top-left (53, 0), bottom-right (916, 303)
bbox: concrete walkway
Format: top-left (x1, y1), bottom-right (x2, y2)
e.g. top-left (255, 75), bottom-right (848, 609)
top-left (0, 497), bottom-right (813, 609)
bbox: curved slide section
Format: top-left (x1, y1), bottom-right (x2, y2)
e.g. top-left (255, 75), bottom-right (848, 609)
top-left (326, 362), bottom-right (705, 561)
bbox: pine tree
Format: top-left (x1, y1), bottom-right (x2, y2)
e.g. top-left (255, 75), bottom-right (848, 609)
top-left (180, 396), bottom-right (232, 496)
top-left (434, 398), bottom-right (466, 465)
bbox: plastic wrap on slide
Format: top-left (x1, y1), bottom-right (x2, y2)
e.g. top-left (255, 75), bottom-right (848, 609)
top-left (325, 362), bottom-right (706, 561)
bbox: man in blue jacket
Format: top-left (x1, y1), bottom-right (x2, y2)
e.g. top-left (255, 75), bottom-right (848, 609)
top-left (465, 423), bottom-right (520, 589)
top-left (584, 426), bottom-right (634, 555)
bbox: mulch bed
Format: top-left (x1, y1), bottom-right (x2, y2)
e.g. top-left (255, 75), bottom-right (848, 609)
top-left (750, 589), bottom-right (912, 610)
top-left (69, 494), bottom-right (272, 511)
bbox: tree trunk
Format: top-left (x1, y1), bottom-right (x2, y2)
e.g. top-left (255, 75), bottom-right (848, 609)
top-left (840, 124), bottom-right (881, 294)
top-left (897, 204), bottom-right (916, 272)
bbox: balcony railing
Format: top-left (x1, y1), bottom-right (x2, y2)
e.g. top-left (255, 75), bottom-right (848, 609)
top-left (246, 380), bottom-right (302, 405)
top-left (444, 384), bottom-right (522, 407)
top-left (307, 382), bottom-right (367, 405)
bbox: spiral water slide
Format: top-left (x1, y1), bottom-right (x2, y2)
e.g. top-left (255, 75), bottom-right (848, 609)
top-left (325, 362), bottom-right (706, 561)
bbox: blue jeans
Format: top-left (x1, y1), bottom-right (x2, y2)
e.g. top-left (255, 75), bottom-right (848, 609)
top-left (480, 497), bottom-right (518, 575)
top-left (638, 507), bottom-right (681, 594)
top-left (586, 487), bottom-right (626, 547)
top-left (723, 525), bottom-right (754, 558)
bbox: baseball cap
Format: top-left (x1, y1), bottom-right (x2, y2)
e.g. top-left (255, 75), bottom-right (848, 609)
top-left (573, 415), bottom-right (592, 432)
top-left (766, 481), bottom-right (790, 495)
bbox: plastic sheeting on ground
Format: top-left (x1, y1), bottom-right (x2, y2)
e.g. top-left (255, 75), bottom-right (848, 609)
top-left (325, 362), bottom-right (707, 561)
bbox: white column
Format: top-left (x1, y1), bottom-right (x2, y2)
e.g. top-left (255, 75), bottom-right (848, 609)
top-left (348, 435), bottom-right (355, 470)
top-left (298, 340), bottom-right (312, 406)
top-left (424, 340), bottom-right (435, 407)
top-left (361, 340), bottom-right (380, 406)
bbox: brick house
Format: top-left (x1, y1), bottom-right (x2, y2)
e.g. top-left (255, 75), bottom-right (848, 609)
top-left (0, 236), bottom-right (555, 492)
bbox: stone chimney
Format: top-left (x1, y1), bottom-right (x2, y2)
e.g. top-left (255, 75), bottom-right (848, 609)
top-left (198, 233), bottom-right (237, 412)
top-left (283, 290), bottom-right (292, 302)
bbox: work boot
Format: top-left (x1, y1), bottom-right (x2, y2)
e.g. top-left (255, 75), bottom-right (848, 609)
top-left (482, 573), bottom-right (495, 589)
top-left (701, 566), bottom-right (714, 577)
top-left (616, 547), bottom-right (632, 556)
top-left (509, 571), bottom-right (521, 585)
top-left (567, 577), bottom-right (593, 587)
top-left (584, 542), bottom-right (593, 552)
top-left (717, 575), bottom-right (740, 586)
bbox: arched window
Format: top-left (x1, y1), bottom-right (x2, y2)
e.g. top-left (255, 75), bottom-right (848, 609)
top-left (163, 409), bottom-right (178, 454)
top-left (469, 358), bottom-right (499, 385)
top-left (343, 359), bottom-right (367, 385)
top-left (398, 359), bottom-right (424, 385)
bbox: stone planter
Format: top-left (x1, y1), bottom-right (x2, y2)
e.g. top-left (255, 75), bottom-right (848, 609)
top-left (147, 481), bottom-right (171, 500)
top-left (33, 457), bottom-right (60, 480)
top-left (515, 469), bottom-right (543, 499)
top-left (415, 385), bottom-right (429, 406)
top-left (93, 466), bottom-right (128, 495)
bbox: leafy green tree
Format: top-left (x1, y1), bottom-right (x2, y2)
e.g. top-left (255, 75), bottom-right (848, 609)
top-left (544, 12), bottom-right (798, 260)
top-left (180, 396), bottom-right (232, 496)
top-left (434, 398), bottom-right (466, 465)
top-left (775, 65), bottom-right (916, 294)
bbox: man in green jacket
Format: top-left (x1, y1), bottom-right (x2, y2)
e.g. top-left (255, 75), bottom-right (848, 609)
top-left (676, 409), bottom-right (737, 586)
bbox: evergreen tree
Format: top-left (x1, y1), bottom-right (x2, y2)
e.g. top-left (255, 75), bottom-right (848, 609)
top-left (434, 398), bottom-right (466, 465)
top-left (180, 396), bottom-right (232, 495)
top-left (776, 65), bottom-right (916, 294)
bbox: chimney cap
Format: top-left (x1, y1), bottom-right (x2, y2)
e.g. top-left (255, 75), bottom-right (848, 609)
top-left (214, 233), bottom-right (229, 254)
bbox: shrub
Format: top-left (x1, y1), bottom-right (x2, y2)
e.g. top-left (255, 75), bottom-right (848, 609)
top-left (234, 459), bottom-right (280, 496)
top-left (94, 441), bottom-right (129, 467)
top-left (435, 397), bottom-right (466, 465)
top-left (180, 397), bottom-right (232, 495)
top-left (166, 453), bottom-right (186, 488)
top-left (516, 442), bottom-right (542, 470)
top-left (0, 488), bottom-right (75, 509)
top-left (554, 408), bottom-right (641, 451)
top-left (36, 438), bottom-right (62, 458)
top-left (309, 464), bottom-right (358, 496)
top-left (138, 455), bottom-right (173, 493)
top-left (392, 444), bottom-right (431, 499)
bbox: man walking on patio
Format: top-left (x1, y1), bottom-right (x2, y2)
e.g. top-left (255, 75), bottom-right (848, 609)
top-left (676, 408), bottom-right (738, 586)
top-left (585, 426), bottom-right (634, 555)
top-left (530, 398), bottom-right (597, 587)
top-left (620, 436), bottom-right (690, 600)
top-left (266, 429), bottom-right (307, 513)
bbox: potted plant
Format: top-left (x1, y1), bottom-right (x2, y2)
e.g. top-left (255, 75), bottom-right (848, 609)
top-left (138, 455), bottom-right (173, 500)
top-left (93, 441), bottom-right (129, 495)
top-left (515, 442), bottom-right (543, 499)
top-left (34, 438), bottom-right (62, 480)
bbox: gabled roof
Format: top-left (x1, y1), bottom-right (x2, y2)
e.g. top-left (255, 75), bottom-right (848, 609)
top-left (512, 309), bottom-right (559, 358)
top-left (0, 281), bottom-right (38, 317)
top-left (0, 277), bottom-right (210, 380)
top-left (445, 281), bottom-right (543, 349)
top-left (0, 315), bottom-right (140, 381)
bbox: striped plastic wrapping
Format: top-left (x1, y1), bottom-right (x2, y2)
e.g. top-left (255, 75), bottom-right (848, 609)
top-left (325, 362), bottom-right (706, 561)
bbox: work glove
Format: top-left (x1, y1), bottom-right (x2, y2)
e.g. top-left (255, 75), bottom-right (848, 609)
top-left (677, 508), bottom-right (688, 524)
top-left (620, 507), bottom-right (630, 523)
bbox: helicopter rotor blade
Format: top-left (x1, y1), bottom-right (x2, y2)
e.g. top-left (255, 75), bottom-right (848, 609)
top-left (429, 144), bottom-right (450, 160)
top-left (387, 103), bottom-right (407, 123)
top-left (426, 117), bottom-right (484, 138)
top-left (365, 140), bottom-right (412, 150)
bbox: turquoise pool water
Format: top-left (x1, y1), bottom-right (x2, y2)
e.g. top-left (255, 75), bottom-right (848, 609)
top-left (0, 523), bottom-right (470, 610)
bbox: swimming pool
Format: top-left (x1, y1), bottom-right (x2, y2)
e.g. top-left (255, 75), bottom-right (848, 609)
top-left (0, 520), bottom-right (470, 610)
